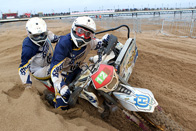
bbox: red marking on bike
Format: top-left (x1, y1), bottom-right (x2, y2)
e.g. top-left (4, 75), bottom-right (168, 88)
top-left (91, 64), bottom-right (114, 89)
top-left (43, 84), bottom-right (55, 93)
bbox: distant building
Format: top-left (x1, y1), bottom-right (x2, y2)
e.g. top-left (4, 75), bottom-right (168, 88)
top-left (2, 13), bottom-right (18, 19)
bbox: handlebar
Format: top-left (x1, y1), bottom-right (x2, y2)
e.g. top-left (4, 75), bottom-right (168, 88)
top-left (90, 34), bottom-right (118, 72)
top-left (104, 34), bottom-right (118, 55)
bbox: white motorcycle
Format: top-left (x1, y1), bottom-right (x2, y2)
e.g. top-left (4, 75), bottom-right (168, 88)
top-left (67, 25), bottom-right (183, 131)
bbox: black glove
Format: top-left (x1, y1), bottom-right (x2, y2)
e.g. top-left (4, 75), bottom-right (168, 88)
top-left (101, 34), bottom-right (110, 47)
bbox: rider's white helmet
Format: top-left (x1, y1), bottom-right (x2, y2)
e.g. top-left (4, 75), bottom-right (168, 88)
top-left (26, 17), bottom-right (48, 46)
top-left (71, 16), bottom-right (96, 48)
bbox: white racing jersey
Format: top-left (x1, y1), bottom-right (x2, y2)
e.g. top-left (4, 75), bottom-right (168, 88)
top-left (18, 31), bottom-right (59, 84)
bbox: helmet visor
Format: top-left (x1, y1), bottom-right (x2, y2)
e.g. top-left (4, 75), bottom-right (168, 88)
top-left (75, 27), bottom-right (94, 39)
top-left (29, 32), bottom-right (48, 41)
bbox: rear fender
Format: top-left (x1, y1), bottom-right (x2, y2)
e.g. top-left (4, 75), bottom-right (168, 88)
top-left (113, 84), bottom-right (158, 113)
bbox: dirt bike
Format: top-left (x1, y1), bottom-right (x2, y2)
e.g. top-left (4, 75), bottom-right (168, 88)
top-left (43, 25), bottom-right (184, 131)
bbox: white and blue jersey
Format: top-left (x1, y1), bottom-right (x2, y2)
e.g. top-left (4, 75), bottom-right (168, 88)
top-left (18, 31), bottom-right (59, 85)
top-left (50, 33), bottom-right (102, 93)
top-left (49, 33), bottom-right (102, 110)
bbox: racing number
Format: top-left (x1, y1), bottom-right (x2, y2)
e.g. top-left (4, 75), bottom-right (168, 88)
top-left (95, 71), bottom-right (108, 84)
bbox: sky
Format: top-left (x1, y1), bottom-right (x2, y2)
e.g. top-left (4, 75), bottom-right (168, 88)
top-left (0, 0), bottom-right (196, 16)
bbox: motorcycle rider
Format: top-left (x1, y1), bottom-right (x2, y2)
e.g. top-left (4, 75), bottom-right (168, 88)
top-left (18, 17), bottom-right (59, 89)
top-left (49, 16), bottom-right (109, 110)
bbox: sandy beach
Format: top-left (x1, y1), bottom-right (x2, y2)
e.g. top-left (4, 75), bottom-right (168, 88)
top-left (0, 18), bottom-right (195, 131)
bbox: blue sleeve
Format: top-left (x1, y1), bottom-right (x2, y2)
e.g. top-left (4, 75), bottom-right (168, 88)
top-left (50, 34), bottom-right (72, 71)
top-left (19, 37), bottom-right (39, 67)
top-left (18, 37), bottom-right (39, 85)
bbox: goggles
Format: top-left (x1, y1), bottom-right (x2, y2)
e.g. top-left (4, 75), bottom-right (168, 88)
top-left (30, 32), bottom-right (48, 41)
top-left (75, 27), bottom-right (94, 39)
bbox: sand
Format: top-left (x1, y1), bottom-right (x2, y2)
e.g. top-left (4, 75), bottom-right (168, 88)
top-left (0, 18), bottom-right (195, 131)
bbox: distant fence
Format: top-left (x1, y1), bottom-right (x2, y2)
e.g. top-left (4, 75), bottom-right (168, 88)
top-left (1, 15), bottom-right (195, 38)
top-left (94, 17), bottom-right (196, 38)
top-left (161, 18), bottom-right (196, 38)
